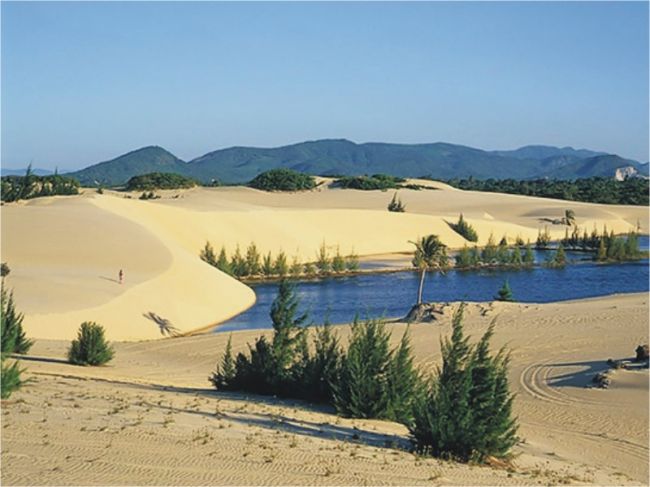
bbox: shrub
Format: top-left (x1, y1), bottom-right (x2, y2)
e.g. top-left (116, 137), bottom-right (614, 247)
top-left (262, 252), bottom-right (275, 277)
top-left (68, 322), bottom-right (114, 366)
top-left (345, 252), bottom-right (360, 272)
top-left (536, 226), bottom-right (552, 249)
top-left (450, 214), bottom-right (478, 242)
top-left (1, 287), bottom-right (32, 355)
top-left (200, 241), bottom-right (217, 266)
top-left (1, 263), bottom-right (10, 278)
top-left (495, 280), bottom-right (514, 302)
top-left (249, 169), bottom-right (316, 192)
top-left (209, 335), bottom-right (236, 390)
top-left (1, 168), bottom-right (80, 202)
top-left (410, 305), bottom-right (517, 462)
top-left (387, 193), bottom-right (406, 212)
top-left (333, 318), bottom-right (392, 418)
top-left (126, 172), bottom-right (197, 191)
top-left (331, 247), bottom-right (346, 273)
top-left (337, 174), bottom-right (406, 191)
top-left (245, 243), bottom-right (262, 276)
top-left (316, 242), bottom-right (331, 274)
top-left (274, 251), bottom-right (289, 277)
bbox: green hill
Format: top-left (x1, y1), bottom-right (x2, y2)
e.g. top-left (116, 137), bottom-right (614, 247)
top-left (64, 139), bottom-right (647, 186)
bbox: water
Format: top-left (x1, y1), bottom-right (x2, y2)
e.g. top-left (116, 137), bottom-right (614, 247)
top-left (217, 237), bottom-right (649, 332)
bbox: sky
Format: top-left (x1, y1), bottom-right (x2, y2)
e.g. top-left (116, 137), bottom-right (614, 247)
top-left (1, 1), bottom-right (648, 171)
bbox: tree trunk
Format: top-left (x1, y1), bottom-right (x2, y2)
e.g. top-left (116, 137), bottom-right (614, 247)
top-left (417, 269), bottom-right (426, 305)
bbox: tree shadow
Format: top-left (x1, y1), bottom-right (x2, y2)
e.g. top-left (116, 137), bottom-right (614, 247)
top-left (546, 360), bottom-right (612, 388)
top-left (13, 354), bottom-right (70, 365)
top-left (143, 312), bottom-right (181, 337)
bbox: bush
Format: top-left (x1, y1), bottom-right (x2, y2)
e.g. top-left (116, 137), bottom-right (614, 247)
top-left (1, 287), bottom-right (32, 355)
top-left (1, 167), bottom-right (80, 202)
top-left (1, 262), bottom-right (11, 278)
top-left (249, 169), bottom-right (316, 192)
top-left (387, 193), bottom-right (406, 212)
top-left (1, 359), bottom-right (25, 399)
top-left (450, 214), bottom-right (478, 242)
top-left (68, 322), bottom-right (114, 366)
top-left (126, 172), bottom-right (197, 191)
top-left (337, 174), bottom-right (406, 191)
top-left (410, 305), bottom-right (517, 462)
top-left (495, 280), bottom-right (514, 302)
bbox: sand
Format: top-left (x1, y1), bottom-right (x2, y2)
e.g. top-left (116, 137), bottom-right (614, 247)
top-left (1, 180), bottom-right (647, 341)
top-left (1, 294), bottom-right (648, 485)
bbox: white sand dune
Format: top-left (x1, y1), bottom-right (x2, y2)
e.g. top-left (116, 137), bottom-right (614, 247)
top-left (1, 295), bottom-right (647, 485)
top-left (1, 181), bottom-right (646, 340)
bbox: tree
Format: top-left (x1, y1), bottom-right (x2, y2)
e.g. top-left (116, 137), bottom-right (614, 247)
top-left (245, 243), bottom-right (262, 276)
top-left (334, 318), bottom-right (392, 418)
top-left (200, 241), bottom-right (217, 266)
top-left (274, 251), bottom-right (289, 277)
top-left (496, 237), bottom-right (510, 265)
top-left (410, 304), bottom-right (518, 462)
top-left (411, 235), bottom-right (447, 305)
top-left (302, 321), bottom-right (342, 403)
top-left (481, 234), bottom-right (498, 263)
top-left (249, 169), bottom-right (316, 192)
top-left (331, 247), bottom-right (346, 273)
top-left (262, 252), bottom-right (275, 277)
top-left (68, 322), bottom-right (114, 366)
top-left (230, 246), bottom-right (248, 278)
top-left (290, 256), bottom-right (302, 277)
top-left (451, 213), bottom-right (478, 242)
top-left (596, 237), bottom-right (607, 261)
top-left (385, 327), bottom-right (421, 424)
top-left (1, 262), bottom-right (10, 278)
top-left (535, 227), bottom-right (551, 249)
top-left (495, 280), bottom-right (514, 302)
top-left (345, 251), bottom-right (360, 272)
top-left (564, 209), bottom-right (576, 226)
top-left (216, 246), bottom-right (232, 275)
top-left (510, 246), bottom-right (523, 266)
top-left (387, 192), bottom-right (406, 212)
top-left (455, 245), bottom-right (473, 269)
top-left (1, 287), bottom-right (32, 355)
top-left (552, 243), bottom-right (566, 267)
top-left (316, 241), bottom-right (331, 274)
top-left (209, 335), bottom-right (236, 390)
top-left (523, 242), bottom-right (535, 266)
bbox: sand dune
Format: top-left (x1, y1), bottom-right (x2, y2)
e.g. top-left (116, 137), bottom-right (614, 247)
top-left (1, 295), bottom-right (647, 485)
top-left (1, 181), bottom-right (647, 340)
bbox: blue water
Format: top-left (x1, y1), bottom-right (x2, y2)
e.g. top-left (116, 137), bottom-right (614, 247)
top-left (217, 237), bottom-right (649, 332)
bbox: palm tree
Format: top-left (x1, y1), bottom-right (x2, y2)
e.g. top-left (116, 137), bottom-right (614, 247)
top-left (410, 235), bottom-right (447, 305)
top-left (564, 209), bottom-right (576, 226)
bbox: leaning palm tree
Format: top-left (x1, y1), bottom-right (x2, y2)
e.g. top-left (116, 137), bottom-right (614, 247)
top-left (564, 209), bottom-right (576, 226)
top-left (410, 234), bottom-right (447, 305)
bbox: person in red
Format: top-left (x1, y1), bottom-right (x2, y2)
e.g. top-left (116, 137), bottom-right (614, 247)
top-left (119, 269), bottom-right (124, 285)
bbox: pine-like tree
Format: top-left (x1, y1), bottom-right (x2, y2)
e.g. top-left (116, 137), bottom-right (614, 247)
top-left (305, 321), bottom-right (342, 403)
top-left (596, 236), bottom-right (607, 261)
top-left (262, 252), bottom-right (275, 277)
top-left (216, 246), bottom-right (232, 275)
top-left (316, 241), bottom-right (331, 274)
top-left (245, 243), bottom-right (262, 276)
top-left (274, 251), bottom-right (289, 277)
top-left (345, 251), bottom-right (360, 271)
top-left (510, 246), bottom-right (523, 266)
top-left (230, 245), bottom-right (247, 278)
top-left (68, 322), bottom-right (114, 366)
top-left (1, 287), bottom-right (32, 355)
top-left (552, 243), bottom-right (566, 267)
top-left (523, 242), bottom-right (535, 266)
top-left (200, 241), bottom-right (217, 266)
top-left (496, 237), bottom-right (510, 265)
top-left (303, 261), bottom-right (317, 277)
top-left (331, 247), bottom-right (346, 273)
top-left (385, 327), bottom-right (421, 424)
top-left (290, 256), bottom-right (302, 277)
top-left (495, 280), bottom-right (514, 302)
top-left (334, 318), bottom-right (392, 418)
top-left (481, 234), bottom-right (498, 263)
top-left (209, 335), bottom-right (237, 390)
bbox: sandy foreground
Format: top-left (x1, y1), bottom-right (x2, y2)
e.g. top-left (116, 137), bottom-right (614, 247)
top-left (1, 294), bottom-right (648, 486)
top-left (1, 179), bottom-right (647, 341)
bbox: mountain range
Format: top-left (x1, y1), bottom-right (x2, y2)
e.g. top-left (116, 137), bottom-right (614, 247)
top-left (61, 139), bottom-right (649, 186)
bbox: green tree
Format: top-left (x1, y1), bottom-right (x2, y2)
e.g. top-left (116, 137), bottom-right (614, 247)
top-left (535, 227), bottom-right (551, 249)
top-left (387, 192), bottom-right (406, 212)
top-left (385, 327), bottom-right (421, 424)
top-left (230, 246), bottom-right (248, 278)
top-left (564, 209), bottom-right (576, 226)
top-left (451, 213), bottom-right (478, 242)
top-left (216, 246), bottom-right (232, 275)
top-left (552, 243), bottom-right (566, 267)
top-left (411, 235), bottom-right (447, 305)
top-left (209, 335), bottom-right (236, 390)
top-left (316, 241), bottom-right (331, 274)
top-left (334, 318), bottom-right (392, 418)
top-left (481, 234), bottom-right (498, 263)
top-left (245, 243), bottom-right (262, 276)
top-left (303, 261), bottom-right (317, 277)
top-left (495, 280), bottom-right (514, 302)
top-left (345, 251), bottom-right (360, 272)
top-left (510, 246), bottom-right (523, 266)
top-left (68, 322), bottom-right (114, 366)
top-left (274, 251), bottom-right (289, 277)
top-left (1, 287), bottom-right (32, 355)
top-left (596, 237), bottom-right (607, 261)
top-left (290, 256), bottom-right (302, 277)
top-left (496, 237), bottom-right (510, 265)
top-left (331, 247), bottom-right (346, 273)
top-left (523, 242), bottom-right (535, 266)
top-left (262, 252), bottom-right (275, 277)
top-left (200, 241), bottom-right (217, 266)
top-left (303, 321), bottom-right (342, 403)
top-left (455, 245), bottom-right (473, 269)
top-left (1, 262), bottom-right (10, 278)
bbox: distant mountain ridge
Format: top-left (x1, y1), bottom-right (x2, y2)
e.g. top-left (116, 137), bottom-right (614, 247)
top-left (64, 139), bottom-right (648, 186)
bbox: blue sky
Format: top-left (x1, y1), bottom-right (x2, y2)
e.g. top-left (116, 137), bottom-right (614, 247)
top-left (2, 1), bottom-right (648, 170)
